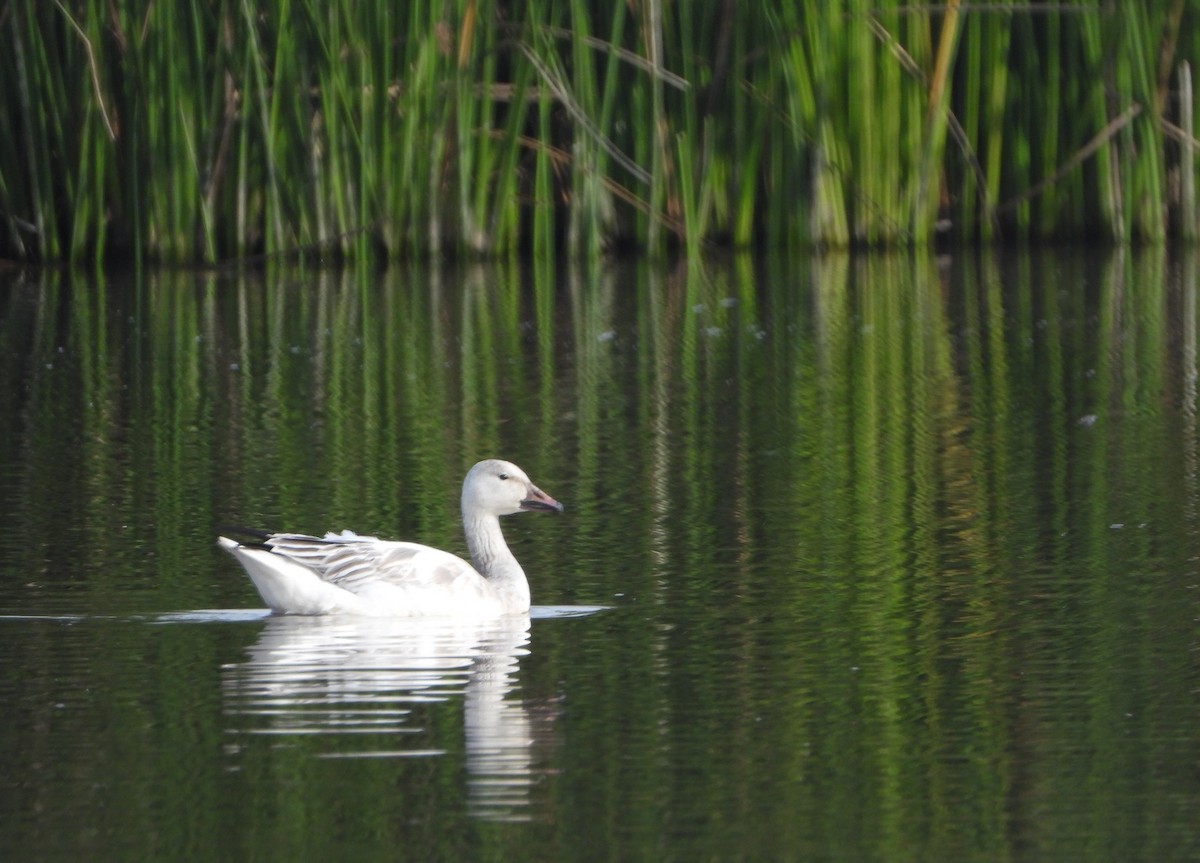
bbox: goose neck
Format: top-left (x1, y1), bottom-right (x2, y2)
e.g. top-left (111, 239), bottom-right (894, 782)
top-left (464, 513), bottom-right (530, 610)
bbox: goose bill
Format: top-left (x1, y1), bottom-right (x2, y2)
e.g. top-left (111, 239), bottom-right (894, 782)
top-left (520, 487), bottom-right (564, 513)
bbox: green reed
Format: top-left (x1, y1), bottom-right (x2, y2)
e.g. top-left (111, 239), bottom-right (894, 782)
top-left (1, 1), bottom-right (1199, 264)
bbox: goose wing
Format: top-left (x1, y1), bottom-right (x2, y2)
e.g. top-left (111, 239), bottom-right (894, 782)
top-left (263, 531), bottom-right (492, 599)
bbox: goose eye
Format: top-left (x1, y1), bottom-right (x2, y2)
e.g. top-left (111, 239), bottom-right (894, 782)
top-left (498, 473), bottom-right (510, 481)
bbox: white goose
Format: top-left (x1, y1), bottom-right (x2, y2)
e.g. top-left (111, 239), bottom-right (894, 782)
top-left (218, 459), bottom-right (563, 616)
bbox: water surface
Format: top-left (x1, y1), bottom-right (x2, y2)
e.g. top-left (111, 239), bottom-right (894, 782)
top-left (1, 251), bottom-right (1198, 861)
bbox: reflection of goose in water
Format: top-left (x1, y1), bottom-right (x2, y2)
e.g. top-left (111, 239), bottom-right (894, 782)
top-left (218, 459), bottom-right (563, 616)
top-left (222, 613), bottom-right (546, 822)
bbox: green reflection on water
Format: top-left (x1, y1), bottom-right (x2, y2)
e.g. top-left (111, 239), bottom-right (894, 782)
top-left (0, 250), bottom-right (1198, 861)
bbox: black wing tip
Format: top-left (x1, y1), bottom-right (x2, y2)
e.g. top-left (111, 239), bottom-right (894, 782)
top-left (216, 525), bottom-right (275, 547)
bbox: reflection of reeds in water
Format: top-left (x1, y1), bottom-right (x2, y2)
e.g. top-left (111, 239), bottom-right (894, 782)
top-left (221, 615), bottom-right (547, 822)
top-left (4, 251), bottom-right (1200, 851)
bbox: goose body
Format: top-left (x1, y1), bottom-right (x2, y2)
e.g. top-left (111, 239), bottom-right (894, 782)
top-left (218, 459), bottom-right (562, 616)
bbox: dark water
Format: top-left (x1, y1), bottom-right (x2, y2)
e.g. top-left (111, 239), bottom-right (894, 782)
top-left (1, 252), bottom-right (1198, 861)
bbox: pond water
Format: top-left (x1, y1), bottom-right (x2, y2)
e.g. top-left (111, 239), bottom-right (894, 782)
top-left (1, 251), bottom-right (1198, 861)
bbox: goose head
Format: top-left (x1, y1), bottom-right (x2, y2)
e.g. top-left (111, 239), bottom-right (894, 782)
top-left (462, 459), bottom-right (564, 518)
